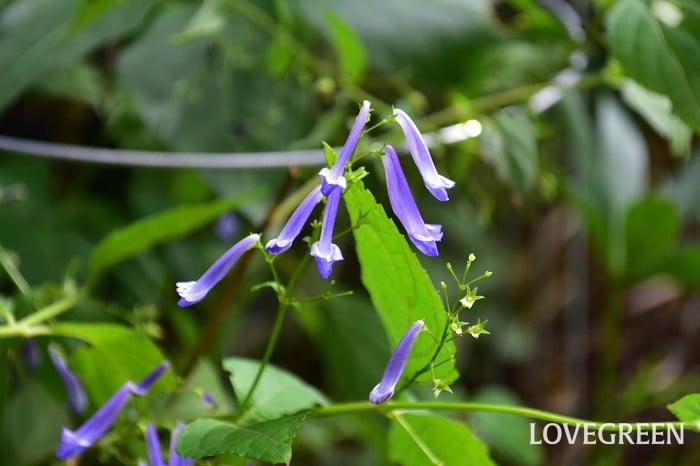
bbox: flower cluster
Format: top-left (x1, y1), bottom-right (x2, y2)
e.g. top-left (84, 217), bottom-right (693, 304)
top-left (176, 101), bottom-right (454, 307)
top-left (56, 361), bottom-right (170, 459)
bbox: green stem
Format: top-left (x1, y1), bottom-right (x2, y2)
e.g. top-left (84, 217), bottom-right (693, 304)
top-left (17, 294), bottom-right (79, 327)
top-left (0, 243), bottom-right (30, 295)
top-left (237, 252), bottom-right (312, 414)
top-left (313, 401), bottom-right (692, 432)
top-left (593, 283), bottom-right (625, 419)
top-left (0, 324), bottom-right (52, 338)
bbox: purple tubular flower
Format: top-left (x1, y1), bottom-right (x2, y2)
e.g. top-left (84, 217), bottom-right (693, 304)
top-left (265, 186), bottom-right (324, 254)
top-left (310, 187), bottom-right (343, 279)
top-left (369, 320), bottom-right (424, 404)
top-left (48, 343), bottom-right (88, 414)
top-left (177, 233), bottom-right (260, 307)
top-left (319, 100), bottom-right (371, 195)
top-left (382, 145), bottom-right (443, 256)
top-left (145, 424), bottom-right (166, 466)
top-left (201, 391), bottom-right (216, 408)
top-left (168, 422), bottom-right (194, 466)
top-left (55, 361), bottom-right (170, 459)
top-left (393, 108), bottom-right (455, 201)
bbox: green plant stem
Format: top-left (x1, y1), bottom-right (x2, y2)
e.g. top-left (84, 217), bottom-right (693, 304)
top-left (0, 324), bottom-right (52, 338)
top-left (313, 401), bottom-right (692, 432)
top-left (17, 295), bottom-right (79, 327)
top-left (0, 243), bottom-right (30, 295)
top-left (593, 283), bottom-right (625, 419)
top-left (237, 252), bottom-right (312, 414)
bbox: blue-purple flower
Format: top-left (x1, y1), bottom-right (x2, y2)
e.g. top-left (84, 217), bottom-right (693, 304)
top-left (369, 320), bottom-right (424, 404)
top-left (143, 421), bottom-right (193, 466)
top-left (177, 233), bottom-right (260, 307)
top-left (310, 186), bottom-right (343, 279)
top-left (265, 186), bottom-right (324, 254)
top-left (319, 100), bottom-right (371, 195)
top-left (55, 361), bottom-right (170, 459)
top-left (393, 108), bottom-right (455, 201)
top-left (382, 145), bottom-right (443, 256)
top-left (48, 343), bottom-right (87, 414)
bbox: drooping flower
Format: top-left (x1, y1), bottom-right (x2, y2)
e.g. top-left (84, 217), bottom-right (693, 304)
top-left (393, 108), bottom-right (455, 201)
top-left (48, 343), bottom-right (88, 414)
top-left (319, 100), bottom-right (371, 195)
top-left (382, 145), bottom-right (443, 256)
top-left (369, 320), bottom-right (424, 404)
top-left (177, 233), bottom-right (260, 307)
top-left (310, 186), bottom-right (343, 279)
top-left (143, 421), bottom-right (193, 466)
top-left (265, 186), bottom-right (324, 254)
top-left (56, 361), bottom-right (170, 459)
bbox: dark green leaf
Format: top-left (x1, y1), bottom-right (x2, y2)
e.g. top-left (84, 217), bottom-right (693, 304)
top-left (480, 107), bottom-right (538, 195)
top-left (87, 194), bottom-right (255, 281)
top-left (0, 0), bottom-right (154, 111)
top-left (224, 357), bottom-right (327, 424)
top-left (624, 197), bottom-right (678, 278)
top-left (661, 245), bottom-right (700, 289)
top-left (607, 0), bottom-right (700, 132)
top-left (176, 412), bottom-right (308, 462)
top-left (344, 182), bottom-right (457, 385)
top-left (389, 413), bottom-right (496, 466)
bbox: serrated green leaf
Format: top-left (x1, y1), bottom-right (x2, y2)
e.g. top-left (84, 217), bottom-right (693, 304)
top-left (344, 182), bottom-right (457, 386)
top-left (176, 412), bottom-right (308, 462)
top-left (668, 394), bottom-right (700, 424)
top-left (224, 357), bottom-right (328, 424)
top-left (87, 193), bottom-right (255, 281)
top-left (324, 9), bottom-right (367, 82)
top-left (624, 197), bottom-right (678, 279)
top-left (607, 0), bottom-right (700, 132)
top-left (50, 322), bottom-right (174, 404)
top-left (389, 414), bottom-right (496, 466)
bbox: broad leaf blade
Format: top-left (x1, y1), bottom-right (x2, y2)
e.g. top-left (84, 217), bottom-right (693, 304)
top-left (224, 357), bottom-right (328, 424)
top-left (624, 197), bottom-right (678, 279)
top-left (176, 412), bottom-right (308, 463)
top-left (389, 414), bottom-right (496, 466)
top-left (668, 394), bottom-right (700, 425)
top-left (607, 0), bottom-right (700, 132)
top-left (344, 182), bottom-right (457, 385)
top-left (87, 194), bottom-right (254, 281)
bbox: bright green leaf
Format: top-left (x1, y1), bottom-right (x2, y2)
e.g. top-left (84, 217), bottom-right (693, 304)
top-left (86, 193), bottom-right (255, 281)
top-left (389, 413), bottom-right (496, 466)
top-left (324, 9), bottom-right (367, 83)
top-left (174, 0), bottom-right (227, 43)
top-left (607, 0), bottom-right (700, 132)
top-left (51, 322), bottom-right (175, 404)
top-left (668, 394), bottom-right (700, 424)
top-left (624, 197), bottom-right (678, 279)
top-left (224, 357), bottom-right (328, 424)
top-left (344, 182), bottom-right (458, 386)
top-left (176, 412), bottom-right (308, 462)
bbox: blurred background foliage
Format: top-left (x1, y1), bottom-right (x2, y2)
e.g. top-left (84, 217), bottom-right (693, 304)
top-left (0, 0), bottom-right (699, 464)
